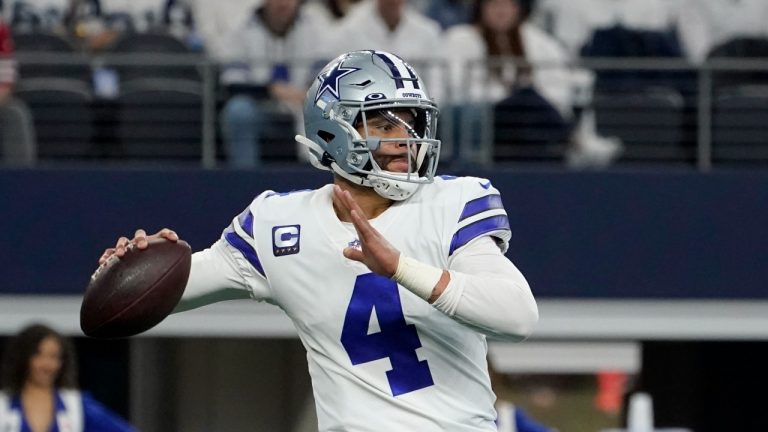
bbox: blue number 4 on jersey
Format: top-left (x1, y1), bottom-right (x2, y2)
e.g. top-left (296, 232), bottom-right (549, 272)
top-left (341, 273), bottom-right (435, 396)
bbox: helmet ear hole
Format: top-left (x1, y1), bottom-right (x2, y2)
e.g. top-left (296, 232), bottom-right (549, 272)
top-left (318, 130), bottom-right (336, 143)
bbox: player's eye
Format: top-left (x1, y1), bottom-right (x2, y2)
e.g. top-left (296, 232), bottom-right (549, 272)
top-left (369, 121), bottom-right (394, 132)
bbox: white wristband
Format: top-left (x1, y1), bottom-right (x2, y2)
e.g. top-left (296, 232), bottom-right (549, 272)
top-left (391, 254), bottom-right (444, 300)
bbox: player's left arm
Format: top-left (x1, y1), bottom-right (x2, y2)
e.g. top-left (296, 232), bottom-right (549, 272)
top-left (434, 236), bottom-right (538, 341)
top-left (336, 185), bottom-right (538, 341)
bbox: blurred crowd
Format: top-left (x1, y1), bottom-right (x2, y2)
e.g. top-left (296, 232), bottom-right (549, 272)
top-left (1, 0), bottom-right (768, 169)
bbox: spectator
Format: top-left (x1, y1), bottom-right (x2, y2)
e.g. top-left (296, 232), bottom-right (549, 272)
top-left (2, 0), bottom-right (101, 50)
top-left (0, 18), bottom-right (35, 166)
top-left (442, 0), bottom-right (574, 119)
top-left (3, 1), bottom-right (201, 50)
top-left (2, 0), bottom-right (73, 35)
top-left (326, 0), bottom-right (445, 101)
top-left (188, 0), bottom-right (261, 54)
top-left (218, 0), bottom-right (329, 168)
top-left (677, 0), bottom-right (768, 63)
top-left (531, 0), bottom-right (692, 61)
top-left (423, 0), bottom-right (473, 30)
top-left (0, 323), bottom-right (136, 431)
top-left (442, 0), bottom-right (620, 166)
top-left (303, 0), bottom-right (363, 27)
top-left (83, 0), bottom-right (202, 52)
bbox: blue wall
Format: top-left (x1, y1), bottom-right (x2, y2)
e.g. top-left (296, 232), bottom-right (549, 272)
top-left (1, 167), bottom-right (766, 298)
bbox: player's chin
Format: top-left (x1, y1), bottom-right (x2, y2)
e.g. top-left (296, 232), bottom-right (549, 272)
top-left (385, 159), bottom-right (412, 173)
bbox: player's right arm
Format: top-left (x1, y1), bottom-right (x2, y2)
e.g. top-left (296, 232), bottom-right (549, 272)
top-left (98, 203), bottom-right (272, 313)
top-left (176, 199), bottom-right (274, 312)
top-left (172, 240), bottom-right (258, 313)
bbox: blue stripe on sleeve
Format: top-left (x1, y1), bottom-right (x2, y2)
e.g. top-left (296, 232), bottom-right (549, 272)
top-left (238, 209), bottom-right (253, 236)
top-left (458, 194), bottom-right (504, 222)
top-left (224, 229), bottom-right (265, 277)
top-left (449, 215), bottom-right (511, 256)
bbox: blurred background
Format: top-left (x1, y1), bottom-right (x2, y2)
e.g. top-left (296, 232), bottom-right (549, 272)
top-left (1, 0), bottom-right (768, 431)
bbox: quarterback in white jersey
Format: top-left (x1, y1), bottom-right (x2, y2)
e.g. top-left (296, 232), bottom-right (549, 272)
top-left (101, 50), bottom-right (538, 431)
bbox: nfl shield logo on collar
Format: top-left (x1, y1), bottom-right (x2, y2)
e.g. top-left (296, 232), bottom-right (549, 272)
top-left (272, 225), bottom-right (301, 256)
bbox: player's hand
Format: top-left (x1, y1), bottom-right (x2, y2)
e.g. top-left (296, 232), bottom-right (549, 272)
top-left (334, 186), bottom-right (400, 277)
top-left (98, 228), bottom-right (179, 265)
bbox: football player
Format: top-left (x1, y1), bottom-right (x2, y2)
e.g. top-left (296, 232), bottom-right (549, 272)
top-left (101, 50), bottom-right (538, 432)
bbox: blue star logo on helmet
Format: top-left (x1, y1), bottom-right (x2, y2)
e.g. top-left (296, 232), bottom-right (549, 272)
top-left (315, 60), bottom-right (360, 103)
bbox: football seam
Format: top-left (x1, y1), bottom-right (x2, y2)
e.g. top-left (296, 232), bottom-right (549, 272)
top-left (87, 250), bottom-right (189, 335)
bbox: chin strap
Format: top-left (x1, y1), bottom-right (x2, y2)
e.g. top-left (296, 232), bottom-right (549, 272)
top-left (368, 174), bottom-right (421, 201)
top-left (295, 134), bottom-right (421, 201)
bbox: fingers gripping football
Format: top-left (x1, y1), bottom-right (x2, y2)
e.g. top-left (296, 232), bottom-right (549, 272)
top-left (99, 228), bottom-right (179, 265)
top-left (83, 234), bottom-right (191, 338)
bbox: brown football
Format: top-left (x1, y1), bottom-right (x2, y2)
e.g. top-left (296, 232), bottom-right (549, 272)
top-left (80, 238), bottom-right (191, 338)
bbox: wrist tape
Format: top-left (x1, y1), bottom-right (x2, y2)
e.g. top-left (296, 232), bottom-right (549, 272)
top-left (391, 254), bottom-right (443, 300)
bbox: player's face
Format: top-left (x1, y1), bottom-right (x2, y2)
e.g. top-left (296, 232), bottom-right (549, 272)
top-left (27, 336), bottom-right (62, 388)
top-left (356, 109), bottom-right (418, 173)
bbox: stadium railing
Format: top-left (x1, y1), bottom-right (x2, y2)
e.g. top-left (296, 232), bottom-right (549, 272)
top-left (464, 56), bottom-right (768, 170)
top-left (9, 53), bottom-right (768, 170)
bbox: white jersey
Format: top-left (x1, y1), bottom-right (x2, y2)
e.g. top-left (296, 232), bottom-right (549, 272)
top-left (219, 176), bottom-right (512, 432)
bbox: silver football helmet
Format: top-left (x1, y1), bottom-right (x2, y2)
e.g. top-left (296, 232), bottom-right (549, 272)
top-left (296, 50), bottom-right (441, 201)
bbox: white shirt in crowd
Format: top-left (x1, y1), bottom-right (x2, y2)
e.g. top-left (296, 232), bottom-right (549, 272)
top-left (187, 0), bottom-right (263, 54)
top-left (441, 21), bottom-right (578, 118)
top-left (326, 0), bottom-right (446, 101)
top-left (676, 0), bottom-right (768, 63)
top-left (532, 0), bottom-right (689, 59)
top-left (216, 7), bottom-right (329, 89)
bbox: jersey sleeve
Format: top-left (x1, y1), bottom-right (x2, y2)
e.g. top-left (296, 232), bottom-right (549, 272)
top-left (431, 178), bottom-right (538, 341)
top-left (175, 193), bottom-right (273, 312)
top-left (219, 191), bottom-right (273, 300)
top-left (448, 177), bottom-right (512, 257)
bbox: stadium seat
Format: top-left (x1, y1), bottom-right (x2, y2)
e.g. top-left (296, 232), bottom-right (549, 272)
top-left (12, 32), bottom-right (75, 51)
top-left (581, 25), bottom-right (694, 95)
top-left (593, 87), bottom-right (688, 161)
top-left (712, 85), bottom-right (768, 162)
top-left (492, 86), bottom-right (573, 162)
top-left (708, 36), bottom-right (768, 58)
top-left (114, 78), bottom-right (202, 161)
top-left (107, 32), bottom-right (202, 84)
top-left (255, 103), bottom-right (300, 163)
top-left (110, 32), bottom-right (191, 53)
top-left (707, 37), bottom-right (768, 90)
top-left (12, 32), bottom-right (91, 82)
top-left (14, 78), bottom-right (95, 159)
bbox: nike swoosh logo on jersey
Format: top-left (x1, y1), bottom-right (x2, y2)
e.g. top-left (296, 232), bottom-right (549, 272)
top-left (479, 181), bottom-right (492, 189)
